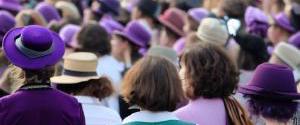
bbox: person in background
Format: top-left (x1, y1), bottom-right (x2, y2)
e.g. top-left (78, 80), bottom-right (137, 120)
top-left (175, 42), bottom-right (241, 125)
top-left (0, 0), bottom-right (23, 15)
top-left (59, 24), bottom-right (81, 55)
top-left (85, 0), bottom-right (120, 22)
top-left (0, 25), bottom-right (84, 125)
top-left (15, 9), bottom-right (47, 27)
top-left (158, 8), bottom-right (185, 48)
top-left (51, 52), bottom-right (122, 125)
top-left (239, 63), bottom-right (299, 125)
top-left (121, 56), bottom-right (194, 125)
top-left (268, 12), bottom-right (296, 53)
top-left (35, 2), bottom-right (61, 23)
top-left (244, 6), bottom-right (269, 39)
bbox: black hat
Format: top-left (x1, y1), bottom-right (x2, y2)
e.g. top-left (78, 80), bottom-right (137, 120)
top-left (137, 0), bottom-right (161, 19)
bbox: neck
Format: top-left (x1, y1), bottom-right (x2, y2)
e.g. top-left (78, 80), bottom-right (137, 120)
top-left (265, 119), bottom-right (291, 125)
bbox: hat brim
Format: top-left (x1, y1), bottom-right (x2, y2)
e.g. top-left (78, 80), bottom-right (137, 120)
top-left (3, 27), bottom-right (65, 70)
top-left (158, 16), bottom-right (185, 37)
top-left (238, 85), bottom-right (300, 100)
top-left (51, 75), bottom-right (101, 84)
top-left (113, 31), bottom-right (144, 47)
top-left (0, 2), bottom-right (22, 12)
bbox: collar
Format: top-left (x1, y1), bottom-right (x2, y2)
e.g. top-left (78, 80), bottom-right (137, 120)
top-left (122, 110), bottom-right (178, 124)
top-left (75, 96), bottom-right (101, 105)
top-left (19, 83), bottom-right (51, 90)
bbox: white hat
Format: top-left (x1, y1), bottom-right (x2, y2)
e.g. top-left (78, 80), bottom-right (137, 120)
top-left (196, 18), bottom-right (229, 46)
top-left (51, 52), bottom-right (100, 84)
top-left (273, 42), bottom-right (300, 71)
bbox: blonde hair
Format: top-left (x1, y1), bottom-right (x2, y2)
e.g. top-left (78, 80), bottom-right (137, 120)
top-left (15, 9), bottom-right (47, 27)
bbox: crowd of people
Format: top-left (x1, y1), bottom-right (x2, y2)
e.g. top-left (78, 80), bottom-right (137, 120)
top-left (0, 0), bottom-right (300, 125)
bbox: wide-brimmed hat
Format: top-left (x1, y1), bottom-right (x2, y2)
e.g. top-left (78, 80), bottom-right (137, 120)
top-left (59, 24), bottom-right (80, 48)
top-left (273, 42), bottom-right (300, 71)
top-left (239, 63), bottom-right (300, 100)
top-left (99, 16), bottom-right (124, 35)
top-left (0, 0), bottom-right (22, 13)
top-left (114, 20), bottom-right (151, 48)
top-left (0, 10), bottom-right (15, 44)
top-left (35, 2), bottom-right (61, 23)
top-left (97, 0), bottom-right (120, 16)
top-left (187, 8), bottom-right (208, 23)
top-left (51, 52), bottom-right (100, 84)
top-left (2, 25), bottom-right (65, 70)
top-left (272, 12), bottom-right (296, 33)
top-left (196, 18), bottom-right (229, 46)
top-left (159, 8), bottom-right (185, 37)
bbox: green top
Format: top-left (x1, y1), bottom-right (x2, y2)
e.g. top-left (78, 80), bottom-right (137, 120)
top-left (123, 120), bottom-right (195, 125)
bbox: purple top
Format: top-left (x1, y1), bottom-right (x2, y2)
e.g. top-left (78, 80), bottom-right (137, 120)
top-left (174, 98), bottom-right (226, 125)
top-left (0, 87), bottom-right (85, 125)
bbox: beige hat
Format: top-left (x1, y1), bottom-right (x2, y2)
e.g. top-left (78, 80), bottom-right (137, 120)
top-left (273, 42), bottom-right (300, 70)
top-left (196, 18), bottom-right (229, 46)
top-left (55, 1), bottom-right (80, 21)
top-left (51, 52), bottom-right (100, 84)
top-left (147, 46), bottom-right (178, 64)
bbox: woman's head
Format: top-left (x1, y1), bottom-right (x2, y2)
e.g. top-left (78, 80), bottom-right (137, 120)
top-left (180, 42), bottom-right (239, 99)
top-left (121, 56), bottom-right (184, 112)
top-left (76, 21), bottom-right (110, 56)
top-left (15, 9), bottom-right (47, 27)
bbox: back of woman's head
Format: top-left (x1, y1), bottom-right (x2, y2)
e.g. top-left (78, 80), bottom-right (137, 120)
top-left (15, 10), bottom-right (47, 27)
top-left (121, 56), bottom-right (184, 112)
top-left (76, 21), bottom-right (110, 55)
top-left (181, 42), bottom-right (239, 99)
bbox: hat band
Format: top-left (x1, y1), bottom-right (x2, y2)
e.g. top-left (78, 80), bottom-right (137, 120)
top-left (15, 37), bottom-right (54, 59)
top-left (63, 69), bottom-right (97, 77)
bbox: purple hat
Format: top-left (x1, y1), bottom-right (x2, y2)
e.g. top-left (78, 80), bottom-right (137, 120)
top-left (97, 0), bottom-right (120, 16)
top-left (2, 25), bottom-right (65, 70)
top-left (114, 21), bottom-right (151, 48)
top-left (125, 0), bottom-right (140, 12)
top-left (173, 37), bottom-right (185, 55)
top-left (289, 32), bottom-right (300, 49)
top-left (272, 12), bottom-right (296, 33)
top-left (0, 0), bottom-right (22, 13)
top-left (239, 63), bottom-right (300, 100)
top-left (245, 6), bottom-right (269, 38)
top-left (59, 24), bottom-right (80, 48)
top-left (0, 11), bottom-right (15, 43)
top-left (187, 8), bottom-right (208, 23)
top-left (99, 16), bottom-right (124, 35)
top-left (35, 2), bottom-right (61, 23)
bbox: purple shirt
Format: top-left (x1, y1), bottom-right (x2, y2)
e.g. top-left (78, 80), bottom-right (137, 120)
top-left (0, 87), bottom-right (85, 125)
top-left (174, 98), bottom-right (226, 125)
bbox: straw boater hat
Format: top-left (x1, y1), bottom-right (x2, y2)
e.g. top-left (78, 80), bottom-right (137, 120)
top-left (51, 52), bottom-right (100, 84)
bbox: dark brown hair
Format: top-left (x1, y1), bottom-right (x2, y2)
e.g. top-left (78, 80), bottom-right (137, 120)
top-left (180, 42), bottom-right (239, 99)
top-left (56, 77), bottom-right (114, 101)
top-left (121, 56), bottom-right (184, 112)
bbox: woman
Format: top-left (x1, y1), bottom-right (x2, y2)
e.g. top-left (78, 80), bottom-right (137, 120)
top-left (175, 42), bottom-right (242, 125)
top-left (15, 9), bottom-right (47, 27)
top-left (121, 56), bottom-right (194, 125)
top-left (51, 52), bottom-right (122, 125)
top-left (239, 63), bottom-right (300, 125)
top-left (0, 25), bottom-right (84, 125)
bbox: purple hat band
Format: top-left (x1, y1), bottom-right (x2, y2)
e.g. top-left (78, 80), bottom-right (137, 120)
top-left (114, 21), bottom-right (151, 48)
top-left (188, 8), bottom-right (208, 23)
top-left (0, 0), bottom-right (22, 12)
top-left (2, 25), bottom-right (65, 70)
top-left (273, 12), bottom-right (296, 33)
top-left (239, 63), bottom-right (300, 100)
top-left (35, 2), bottom-right (61, 23)
top-left (289, 32), bottom-right (300, 49)
top-left (99, 17), bottom-right (124, 35)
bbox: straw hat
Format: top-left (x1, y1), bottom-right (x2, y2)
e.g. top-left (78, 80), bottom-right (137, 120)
top-left (273, 42), bottom-right (300, 71)
top-left (51, 52), bottom-right (100, 84)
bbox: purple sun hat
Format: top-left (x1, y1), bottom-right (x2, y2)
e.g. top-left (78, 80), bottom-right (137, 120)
top-left (114, 20), bottom-right (151, 48)
top-left (0, 11), bottom-right (15, 45)
top-left (245, 6), bottom-right (269, 38)
top-left (59, 24), bottom-right (80, 48)
top-left (99, 16), bottom-right (124, 35)
top-left (2, 25), bottom-right (65, 70)
top-left (187, 8), bottom-right (208, 23)
top-left (239, 63), bottom-right (300, 100)
top-left (97, 0), bottom-right (120, 16)
top-left (125, 0), bottom-right (140, 12)
top-left (289, 32), bottom-right (300, 49)
top-left (35, 2), bottom-right (61, 23)
top-left (272, 12), bottom-right (296, 33)
top-left (173, 37), bottom-right (185, 55)
top-left (0, 0), bottom-right (22, 13)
